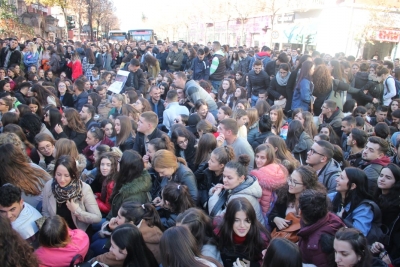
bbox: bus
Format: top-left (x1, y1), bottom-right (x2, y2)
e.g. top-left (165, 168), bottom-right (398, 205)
top-left (127, 29), bottom-right (157, 42)
top-left (108, 30), bottom-right (127, 42)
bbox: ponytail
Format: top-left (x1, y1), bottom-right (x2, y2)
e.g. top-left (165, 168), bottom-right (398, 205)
top-left (162, 182), bottom-right (195, 213)
top-left (120, 201), bottom-right (164, 231)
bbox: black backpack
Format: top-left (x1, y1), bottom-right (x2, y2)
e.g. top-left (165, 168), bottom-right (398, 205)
top-left (59, 54), bottom-right (67, 72)
top-left (344, 200), bottom-right (389, 245)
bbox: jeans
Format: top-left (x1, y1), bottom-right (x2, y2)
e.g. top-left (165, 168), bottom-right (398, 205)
top-left (211, 80), bottom-right (222, 94)
top-left (251, 94), bottom-right (259, 107)
top-left (90, 231), bottom-right (109, 256)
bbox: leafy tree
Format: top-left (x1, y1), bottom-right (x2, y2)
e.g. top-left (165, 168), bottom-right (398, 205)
top-left (0, 0), bottom-right (34, 38)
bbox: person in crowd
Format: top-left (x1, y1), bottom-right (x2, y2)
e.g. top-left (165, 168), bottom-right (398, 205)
top-left (319, 100), bottom-right (344, 137)
top-left (27, 96), bottom-right (44, 118)
top-left (333, 227), bottom-right (376, 267)
top-left (250, 144), bottom-right (288, 218)
top-left (262, 238), bottom-right (302, 267)
top-left (270, 105), bottom-right (288, 139)
top-left (43, 107), bottom-right (62, 138)
top-left (341, 116), bottom-right (356, 152)
top-left (233, 109), bottom-right (248, 138)
top-left (245, 108), bottom-right (259, 144)
top-left (0, 143), bottom-right (51, 207)
top-left (163, 90), bottom-right (189, 131)
top-left (0, 215), bottom-right (39, 267)
top-left (193, 133), bottom-right (217, 171)
top-left (34, 215), bottom-right (89, 266)
top-left (191, 48), bottom-right (210, 80)
top-left (370, 105), bottom-right (390, 126)
top-left (80, 104), bottom-right (99, 130)
top-left (217, 78), bottom-right (235, 105)
top-left (371, 163), bottom-right (400, 265)
top-left (0, 184), bottom-right (42, 245)
top-left (148, 85), bottom-right (165, 124)
top-left (88, 92), bottom-right (102, 114)
top-left (176, 208), bottom-right (223, 264)
top-left (268, 165), bottom-right (325, 231)
top-left (55, 107), bottom-right (87, 152)
top-left (267, 63), bottom-right (290, 106)
top-left (265, 135), bottom-right (300, 173)
top-left (359, 136), bottom-right (390, 194)
top-left (298, 189), bottom-right (345, 267)
top-left (291, 61), bottom-right (314, 112)
top-left (41, 155), bottom-right (101, 235)
top-left (107, 223), bottom-right (159, 267)
top-left (123, 58), bottom-right (146, 95)
top-left (247, 60), bottom-right (270, 106)
top-left (0, 38), bottom-right (22, 69)
top-left (14, 81), bottom-right (30, 105)
top-left (285, 120), bottom-right (313, 165)
top-left (345, 128), bottom-right (368, 167)
top-left (329, 167), bottom-right (374, 237)
top-left (82, 126), bottom-right (114, 168)
top-left (293, 109), bottom-right (318, 138)
top-left (208, 41), bottom-right (226, 91)
top-left (133, 111), bottom-right (164, 156)
top-left (1, 126), bottom-right (34, 156)
top-left (208, 155), bottom-right (264, 224)
top-left (66, 52), bottom-right (83, 81)
top-left (215, 197), bottom-right (269, 267)
top-left (73, 78), bottom-right (88, 112)
top-left (166, 42), bottom-right (184, 72)
top-left (170, 124), bottom-right (197, 170)
top-left (108, 94), bottom-right (125, 118)
top-left (228, 87), bottom-right (247, 110)
top-left (93, 201), bottom-right (163, 265)
top-left (378, 67), bottom-right (397, 106)
top-left (160, 226), bottom-right (223, 267)
top-left (306, 140), bottom-right (341, 193)
top-left (114, 115), bottom-right (135, 152)
top-left (152, 149), bottom-right (198, 204)
top-left (31, 132), bottom-right (55, 169)
top-left (100, 119), bottom-right (116, 144)
top-left (250, 114), bottom-right (273, 150)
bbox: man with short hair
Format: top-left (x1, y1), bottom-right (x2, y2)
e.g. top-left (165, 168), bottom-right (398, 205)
top-left (166, 42), bottom-right (183, 72)
top-left (173, 72), bottom-right (218, 119)
top-left (163, 90), bottom-right (189, 130)
top-left (340, 116), bottom-right (356, 152)
top-left (0, 38), bottom-right (21, 68)
top-left (238, 49), bottom-right (252, 76)
top-left (370, 105), bottom-right (390, 126)
top-left (345, 128), bottom-right (368, 167)
top-left (148, 85), bottom-right (165, 124)
top-left (156, 43), bottom-right (168, 71)
top-left (0, 184), bottom-right (42, 246)
top-left (133, 111), bottom-right (164, 156)
top-left (265, 52), bottom-right (289, 79)
top-left (306, 140), bottom-right (341, 193)
top-left (191, 48), bottom-right (210, 80)
top-left (320, 100), bottom-right (344, 137)
top-left (391, 109), bottom-right (400, 130)
top-left (209, 41), bottom-right (226, 91)
top-left (124, 58), bottom-right (145, 95)
top-left (90, 67), bottom-right (100, 83)
top-left (250, 45), bottom-right (271, 69)
top-left (247, 60), bottom-right (269, 106)
top-left (217, 118), bottom-right (254, 171)
top-left (359, 136), bottom-right (391, 194)
top-left (80, 104), bottom-right (98, 130)
top-left (73, 78), bottom-right (88, 112)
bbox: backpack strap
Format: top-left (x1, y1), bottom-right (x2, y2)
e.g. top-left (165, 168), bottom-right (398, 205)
top-left (358, 199), bottom-right (382, 224)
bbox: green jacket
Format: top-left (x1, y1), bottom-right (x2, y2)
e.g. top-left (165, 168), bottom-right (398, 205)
top-left (107, 170), bottom-right (152, 220)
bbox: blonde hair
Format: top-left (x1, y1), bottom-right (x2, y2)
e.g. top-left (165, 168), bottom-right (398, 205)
top-left (270, 105), bottom-right (285, 135)
top-left (28, 42), bottom-right (38, 54)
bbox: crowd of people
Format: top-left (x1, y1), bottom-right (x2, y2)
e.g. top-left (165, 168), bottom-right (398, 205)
top-left (0, 35), bottom-right (400, 267)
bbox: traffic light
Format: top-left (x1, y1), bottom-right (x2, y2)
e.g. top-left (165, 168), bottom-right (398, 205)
top-left (67, 16), bottom-right (75, 30)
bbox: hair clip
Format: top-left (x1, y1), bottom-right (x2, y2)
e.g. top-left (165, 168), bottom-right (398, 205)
top-left (177, 185), bottom-right (181, 190)
top-left (141, 204), bottom-right (145, 209)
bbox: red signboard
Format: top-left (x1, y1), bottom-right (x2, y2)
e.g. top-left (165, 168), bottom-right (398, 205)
top-left (376, 30), bottom-right (400, 43)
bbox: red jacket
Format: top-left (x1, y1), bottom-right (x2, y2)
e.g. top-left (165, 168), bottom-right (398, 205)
top-left (298, 212), bottom-right (345, 267)
top-left (95, 180), bottom-right (114, 214)
top-left (82, 136), bottom-right (115, 165)
top-left (67, 60), bottom-right (83, 81)
top-left (35, 228), bottom-right (89, 267)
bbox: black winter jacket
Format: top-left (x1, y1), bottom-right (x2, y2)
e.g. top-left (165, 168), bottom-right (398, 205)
top-left (247, 70), bottom-right (270, 98)
top-left (267, 77), bottom-right (287, 101)
top-left (123, 68), bottom-right (146, 95)
top-left (133, 127), bottom-right (164, 156)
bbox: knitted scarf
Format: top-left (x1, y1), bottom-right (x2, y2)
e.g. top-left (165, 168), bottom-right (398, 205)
top-left (51, 178), bottom-right (83, 203)
top-left (276, 70), bottom-right (291, 86)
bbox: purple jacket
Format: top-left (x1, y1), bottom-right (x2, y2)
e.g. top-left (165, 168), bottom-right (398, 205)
top-left (298, 212), bottom-right (345, 267)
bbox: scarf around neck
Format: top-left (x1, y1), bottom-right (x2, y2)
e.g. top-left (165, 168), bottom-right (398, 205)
top-left (276, 70), bottom-right (291, 86)
top-left (51, 178), bottom-right (83, 203)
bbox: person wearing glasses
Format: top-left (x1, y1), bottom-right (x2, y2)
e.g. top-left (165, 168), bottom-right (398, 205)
top-left (31, 133), bottom-right (56, 170)
top-left (268, 165), bottom-right (326, 231)
top-left (306, 140), bottom-right (341, 193)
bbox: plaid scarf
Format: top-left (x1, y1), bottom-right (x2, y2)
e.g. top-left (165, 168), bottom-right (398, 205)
top-left (51, 178), bottom-right (83, 203)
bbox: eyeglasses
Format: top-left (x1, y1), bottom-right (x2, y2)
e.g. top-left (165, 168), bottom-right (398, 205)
top-left (44, 113), bottom-right (49, 117)
top-left (287, 177), bottom-right (303, 187)
top-left (38, 144), bottom-right (52, 152)
top-left (177, 138), bottom-right (188, 146)
top-left (309, 148), bottom-right (325, 157)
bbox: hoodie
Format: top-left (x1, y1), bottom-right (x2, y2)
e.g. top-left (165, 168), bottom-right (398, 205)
top-left (317, 159), bottom-right (342, 193)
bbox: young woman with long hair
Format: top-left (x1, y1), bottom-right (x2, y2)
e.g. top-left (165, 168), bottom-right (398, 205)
top-left (109, 223), bottom-right (159, 267)
top-left (161, 226), bottom-right (223, 267)
top-left (43, 107), bottom-right (62, 138)
top-left (195, 99), bottom-right (217, 126)
top-left (56, 108), bottom-right (87, 152)
top-left (291, 60), bottom-right (314, 112)
top-left (293, 109), bottom-right (318, 138)
top-left (246, 108), bottom-right (259, 145)
top-left (194, 133), bottom-right (217, 170)
top-left (83, 47), bottom-right (95, 80)
top-left (108, 93), bottom-right (125, 118)
top-left (2, 124), bottom-right (35, 156)
top-left (265, 135), bottom-right (300, 174)
top-left (114, 115), bottom-right (135, 151)
top-left (142, 134), bottom-right (175, 170)
top-left (329, 167), bottom-right (374, 237)
top-left (312, 65), bottom-right (333, 116)
top-left (0, 143), bottom-right (51, 208)
top-left (216, 197), bottom-right (270, 267)
top-left (176, 208), bottom-right (223, 264)
top-left (285, 120), bottom-right (313, 164)
top-left (152, 149), bottom-right (198, 204)
top-left (144, 55), bottom-right (160, 79)
top-left (56, 80), bottom-right (74, 108)
top-left (132, 97), bottom-right (152, 114)
top-left (27, 96), bottom-right (44, 118)
top-left (92, 201), bottom-right (164, 265)
top-left (262, 238), bottom-right (302, 267)
top-left (66, 52), bottom-right (83, 81)
top-left (0, 215), bottom-right (39, 267)
top-left (42, 155), bottom-right (101, 233)
top-left (218, 78), bottom-right (236, 105)
top-left (82, 126), bottom-right (115, 167)
top-left (268, 63), bottom-right (291, 104)
top-left (268, 165), bottom-right (326, 231)
top-left (228, 87), bottom-right (247, 109)
top-left (30, 83), bottom-right (61, 108)
top-left (101, 44), bottom-right (113, 71)
top-left (100, 119), bottom-right (116, 143)
top-left (171, 124), bottom-right (197, 171)
top-left (269, 105), bottom-right (288, 139)
top-left (318, 123), bottom-right (341, 146)
top-left (35, 215), bottom-right (89, 266)
top-left (158, 182), bottom-right (196, 229)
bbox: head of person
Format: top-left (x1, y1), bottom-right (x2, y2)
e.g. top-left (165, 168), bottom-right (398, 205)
top-left (375, 105), bottom-right (388, 122)
top-left (391, 109), bottom-right (400, 125)
top-left (253, 60), bottom-right (263, 74)
top-left (137, 111), bottom-right (158, 135)
top-left (194, 99), bottom-right (209, 119)
top-left (98, 152), bottom-right (118, 180)
top-left (146, 134), bottom-right (175, 161)
top-left (343, 99), bottom-right (357, 113)
top-left (19, 112), bottom-right (42, 143)
top-left (299, 189), bottom-right (329, 225)
top-left (335, 167), bottom-right (370, 202)
top-left (341, 116), bottom-right (356, 135)
top-left (115, 201), bottom-right (163, 230)
top-left (377, 163), bottom-right (400, 196)
top-left (334, 227), bottom-right (372, 267)
top-left (111, 94), bottom-right (125, 110)
top-left (321, 100), bottom-right (337, 117)
top-left (110, 223), bottom-right (158, 266)
top-left (39, 215), bottom-right (71, 248)
top-left (79, 104), bottom-right (95, 123)
top-left (161, 182), bottom-right (195, 213)
top-left (218, 118), bottom-right (239, 138)
top-left (223, 155), bottom-right (250, 190)
top-left (149, 85), bottom-right (161, 103)
top-left (208, 145), bottom-right (235, 174)
top-left (34, 133), bottom-right (56, 157)
top-left (173, 72), bottom-right (187, 89)
top-left (100, 119), bottom-right (115, 138)
top-left (85, 127), bottom-right (104, 147)
top-left (53, 138), bottom-right (79, 161)
top-left (53, 155), bottom-right (79, 188)
top-left (152, 149), bottom-right (184, 177)
top-left (362, 136), bottom-right (388, 162)
top-left (114, 115), bottom-right (133, 144)
top-left (254, 143), bottom-right (277, 169)
top-left (0, 184), bottom-right (23, 222)
top-left (374, 122), bottom-right (390, 139)
top-left (217, 106), bottom-right (232, 122)
top-left (262, 238), bottom-right (302, 267)
top-left (346, 128), bottom-right (368, 149)
top-left (306, 140), bottom-right (334, 168)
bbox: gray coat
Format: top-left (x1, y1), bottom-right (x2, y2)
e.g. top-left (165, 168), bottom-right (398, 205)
top-left (317, 159), bottom-right (341, 193)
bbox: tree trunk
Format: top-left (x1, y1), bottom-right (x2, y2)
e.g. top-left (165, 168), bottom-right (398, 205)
top-left (87, 0), bottom-right (93, 41)
top-left (61, 6), bottom-right (68, 40)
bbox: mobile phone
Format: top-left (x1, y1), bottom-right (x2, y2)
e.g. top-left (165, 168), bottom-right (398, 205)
top-left (92, 261), bottom-right (102, 267)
